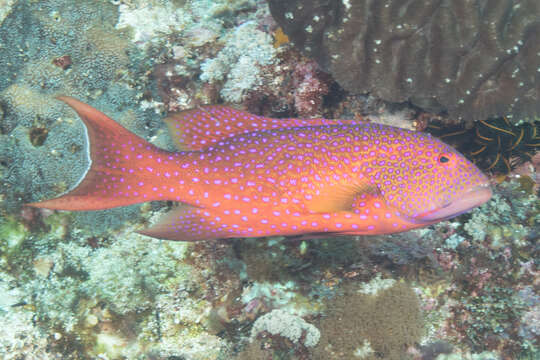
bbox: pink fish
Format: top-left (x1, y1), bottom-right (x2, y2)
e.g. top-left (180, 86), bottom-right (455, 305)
top-left (28, 97), bottom-right (492, 241)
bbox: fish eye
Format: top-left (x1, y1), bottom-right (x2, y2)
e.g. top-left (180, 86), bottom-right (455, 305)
top-left (437, 153), bottom-right (453, 166)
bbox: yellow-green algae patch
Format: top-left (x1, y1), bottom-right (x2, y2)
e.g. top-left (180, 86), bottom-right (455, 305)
top-left (0, 215), bottom-right (28, 250)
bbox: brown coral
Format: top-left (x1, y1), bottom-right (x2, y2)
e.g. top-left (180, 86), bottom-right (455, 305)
top-left (268, 0), bottom-right (540, 123)
top-left (312, 280), bottom-right (423, 360)
top-left (52, 55), bottom-right (72, 70)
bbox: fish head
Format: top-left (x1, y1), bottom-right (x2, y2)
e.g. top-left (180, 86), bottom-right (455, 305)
top-left (375, 131), bottom-right (492, 223)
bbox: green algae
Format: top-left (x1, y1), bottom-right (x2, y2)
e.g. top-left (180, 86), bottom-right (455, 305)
top-left (456, 286), bottom-right (531, 356)
top-left (0, 215), bottom-right (28, 253)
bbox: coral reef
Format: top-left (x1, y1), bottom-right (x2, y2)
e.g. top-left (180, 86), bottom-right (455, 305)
top-left (454, 286), bottom-right (528, 352)
top-left (428, 180), bottom-right (538, 358)
top-left (238, 48), bottom-right (333, 118)
top-left (114, 0), bottom-right (273, 112)
top-left (200, 20), bottom-right (276, 103)
top-left (463, 179), bottom-right (537, 247)
top-left (436, 352), bottom-right (500, 360)
top-left (0, 0), bottom-right (538, 359)
top-left (236, 309), bottom-right (320, 359)
top-left (1, 211), bottom-right (234, 359)
top-left (0, 305), bottom-right (62, 359)
top-left (0, 0), bottom-right (162, 226)
top-left (268, 0), bottom-right (540, 122)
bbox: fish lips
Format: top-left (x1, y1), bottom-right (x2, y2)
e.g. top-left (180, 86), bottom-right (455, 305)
top-left (417, 184), bottom-right (493, 222)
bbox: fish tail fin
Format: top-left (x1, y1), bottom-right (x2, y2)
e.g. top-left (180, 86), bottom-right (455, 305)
top-left (27, 96), bottom-right (177, 211)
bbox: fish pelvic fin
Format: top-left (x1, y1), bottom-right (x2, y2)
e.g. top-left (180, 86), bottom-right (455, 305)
top-left (27, 96), bottom-right (178, 211)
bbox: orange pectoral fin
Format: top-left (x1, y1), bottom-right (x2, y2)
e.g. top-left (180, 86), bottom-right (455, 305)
top-left (304, 180), bottom-right (378, 214)
top-left (299, 180), bottom-right (416, 235)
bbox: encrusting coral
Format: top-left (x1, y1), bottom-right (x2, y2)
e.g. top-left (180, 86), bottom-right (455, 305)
top-left (312, 279), bottom-right (423, 360)
top-left (268, 0), bottom-right (540, 123)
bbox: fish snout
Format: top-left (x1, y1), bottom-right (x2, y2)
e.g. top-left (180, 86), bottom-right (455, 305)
top-left (417, 183), bottom-right (492, 222)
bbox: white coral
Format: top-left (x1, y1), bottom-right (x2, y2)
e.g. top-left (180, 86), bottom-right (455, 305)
top-left (250, 309), bottom-right (320, 347)
top-left (0, 308), bottom-right (58, 359)
top-left (200, 21), bottom-right (276, 102)
top-left (116, 2), bottom-right (189, 46)
top-left (357, 274), bottom-right (396, 296)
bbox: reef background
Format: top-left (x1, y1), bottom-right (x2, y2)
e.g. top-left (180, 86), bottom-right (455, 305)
top-left (0, 1), bottom-right (538, 359)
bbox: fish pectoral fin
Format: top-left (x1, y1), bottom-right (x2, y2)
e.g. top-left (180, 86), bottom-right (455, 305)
top-left (305, 181), bottom-right (378, 213)
top-left (137, 205), bottom-right (228, 242)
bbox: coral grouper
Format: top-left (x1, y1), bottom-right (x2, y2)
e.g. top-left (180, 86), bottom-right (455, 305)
top-left (28, 97), bottom-right (492, 241)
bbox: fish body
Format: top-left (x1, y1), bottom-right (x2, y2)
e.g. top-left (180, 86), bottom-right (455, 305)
top-left (28, 97), bottom-right (492, 241)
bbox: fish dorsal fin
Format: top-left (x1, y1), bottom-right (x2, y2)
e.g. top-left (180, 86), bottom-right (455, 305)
top-left (164, 105), bottom-right (348, 151)
top-left (305, 181), bottom-right (379, 213)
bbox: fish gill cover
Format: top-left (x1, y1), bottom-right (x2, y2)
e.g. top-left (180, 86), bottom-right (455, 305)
top-left (268, 0), bottom-right (540, 122)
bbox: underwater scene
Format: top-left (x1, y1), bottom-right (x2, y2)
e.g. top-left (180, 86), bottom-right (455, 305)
top-left (0, 0), bottom-right (538, 359)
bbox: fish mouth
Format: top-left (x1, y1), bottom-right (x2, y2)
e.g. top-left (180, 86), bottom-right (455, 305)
top-left (417, 183), bottom-right (493, 222)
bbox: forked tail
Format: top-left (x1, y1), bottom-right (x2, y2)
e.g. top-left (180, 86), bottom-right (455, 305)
top-left (27, 96), bottom-right (178, 211)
